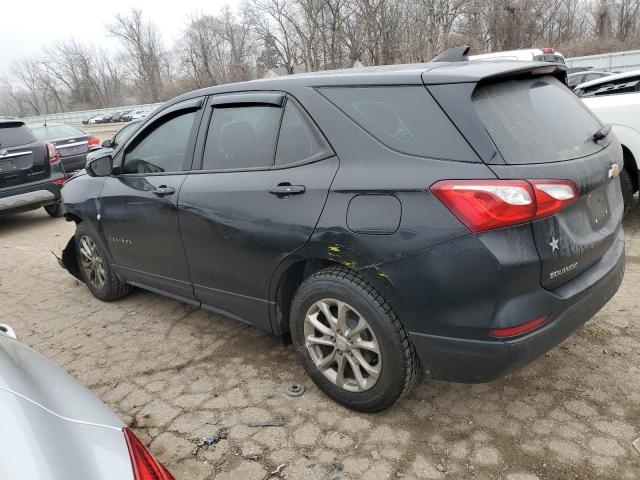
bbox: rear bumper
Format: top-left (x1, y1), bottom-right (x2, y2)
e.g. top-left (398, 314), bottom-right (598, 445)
top-left (409, 229), bottom-right (625, 382)
top-left (0, 181), bottom-right (62, 215)
top-left (61, 153), bottom-right (88, 172)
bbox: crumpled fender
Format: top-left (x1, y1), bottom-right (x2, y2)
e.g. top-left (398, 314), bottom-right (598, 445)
top-left (54, 236), bottom-right (84, 283)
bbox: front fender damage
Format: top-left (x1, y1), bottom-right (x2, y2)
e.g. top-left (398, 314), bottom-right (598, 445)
top-left (54, 236), bottom-right (84, 283)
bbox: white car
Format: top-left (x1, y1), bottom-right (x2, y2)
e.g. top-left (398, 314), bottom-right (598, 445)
top-left (470, 47), bottom-right (565, 64)
top-left (576, 70), bottom-right (640, 213)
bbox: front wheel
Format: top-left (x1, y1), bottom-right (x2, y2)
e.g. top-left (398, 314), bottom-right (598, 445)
top-left (74, 224), bottom-right (132, 301)
top-left (290, 266), bottom-right (420, 412)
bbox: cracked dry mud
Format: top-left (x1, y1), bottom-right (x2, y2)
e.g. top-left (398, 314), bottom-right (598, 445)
top-left (1, 208), bottom-right (639, 480)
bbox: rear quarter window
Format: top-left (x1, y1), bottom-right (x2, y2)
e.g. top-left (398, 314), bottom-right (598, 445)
top-left (318, 86), bottom-right (478, 162)
top-left (0, 124), bottom-right (36, 148)
top-left (473, 76), bottom-right (603, 164)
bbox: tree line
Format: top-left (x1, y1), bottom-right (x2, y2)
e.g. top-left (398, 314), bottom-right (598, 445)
top-left (2, 0), bottom-right (639, 117)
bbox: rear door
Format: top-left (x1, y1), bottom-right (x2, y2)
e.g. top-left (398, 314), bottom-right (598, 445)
top-left (178, 93), bottom-right (338, 330)
top-left (0, 122), bottom-right (49, 190)
top-left (429, 74), bottom-right (623, 290)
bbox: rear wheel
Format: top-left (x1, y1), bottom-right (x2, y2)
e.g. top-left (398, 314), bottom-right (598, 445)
top-left (290, 266), bottom-right (420, 412)
top-left (75, 224), bottom-right (132, 301)
top-left (620, 168), bottom-right (634, 215)
top-left (44, 202), bottom-right (62, 218)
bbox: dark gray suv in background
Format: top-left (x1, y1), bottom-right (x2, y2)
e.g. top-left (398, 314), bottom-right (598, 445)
top-left (60, 54), bottom-right (625, 411)
top-left (0, 118), bottom-right (67, 217)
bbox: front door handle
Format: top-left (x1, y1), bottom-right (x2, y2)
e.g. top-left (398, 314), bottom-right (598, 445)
top-left (269, 184), bottom-right (306, 196)
top-left (151, 185), bottom-right (176, 197)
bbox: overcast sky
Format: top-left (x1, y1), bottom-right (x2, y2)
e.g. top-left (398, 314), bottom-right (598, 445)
top-left (0, 0), bottom-right (241, 76)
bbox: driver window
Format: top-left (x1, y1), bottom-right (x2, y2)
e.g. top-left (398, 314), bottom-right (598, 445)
top-left (123, 111), bottom-right (197, 174)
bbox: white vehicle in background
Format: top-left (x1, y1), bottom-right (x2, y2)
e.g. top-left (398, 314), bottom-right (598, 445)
top-left (470, 47), bottom-right (565, 64)
top-left (576, 70), bottom-right (640, 213)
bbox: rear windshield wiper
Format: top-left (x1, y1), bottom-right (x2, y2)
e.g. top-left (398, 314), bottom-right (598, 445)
top-left (591, 124), bottom-right (611, 143)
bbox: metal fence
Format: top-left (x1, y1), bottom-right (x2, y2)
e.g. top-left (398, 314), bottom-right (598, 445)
top-left (20, 102), bottom-right (164, 125)
top-left (565, 50), bottom-right (640, 73)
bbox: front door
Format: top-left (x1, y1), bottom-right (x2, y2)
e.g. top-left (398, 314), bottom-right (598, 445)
top-left (99, 99), bottom-right (203, 302)
top-left (178, 93), bottom-right (339, 329)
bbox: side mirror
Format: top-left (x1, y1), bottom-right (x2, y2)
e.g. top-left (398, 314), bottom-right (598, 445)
top-left (102, 139), bottom-right (112, 148)
top-left (86, 154), bottom-right (113, 177)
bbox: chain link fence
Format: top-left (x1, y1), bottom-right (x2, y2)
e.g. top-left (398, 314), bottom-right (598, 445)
top-left (20, 102), bottom-right (164, 125)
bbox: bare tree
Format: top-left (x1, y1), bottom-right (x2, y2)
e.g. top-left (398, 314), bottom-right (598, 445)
top-left (108, 9), bottom-right (166, 102)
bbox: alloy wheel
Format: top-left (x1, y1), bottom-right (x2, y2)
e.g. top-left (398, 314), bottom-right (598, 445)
top-left (304, 298), bottom-right (382, 392)
top-left (78, 235), bottom-right (106, 289)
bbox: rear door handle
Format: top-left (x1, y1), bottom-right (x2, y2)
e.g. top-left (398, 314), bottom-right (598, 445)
top-left (269, 184), bottom-right (306, 196)
top-left (151, 186), bottom-right (176, 197)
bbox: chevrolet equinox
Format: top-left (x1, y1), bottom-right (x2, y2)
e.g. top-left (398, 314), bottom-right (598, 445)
top-left (60, 52), bottom-right (625, 412)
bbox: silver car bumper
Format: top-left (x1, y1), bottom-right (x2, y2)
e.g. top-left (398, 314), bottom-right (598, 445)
top-left (0, 190), bottom-right (56, 211)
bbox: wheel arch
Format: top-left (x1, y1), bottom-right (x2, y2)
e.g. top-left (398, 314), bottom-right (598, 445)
top-left (270, 256), bottom-right (398, 337)
top-left (622, 144), bottom-right (639, 193)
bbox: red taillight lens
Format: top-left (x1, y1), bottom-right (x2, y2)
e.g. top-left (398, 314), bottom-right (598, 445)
top-left (489, 315), bottom-right (549, 338)
top-left (530, 180), bottom-right (578, 219)
top-left (431, 179), bottom-right (578, 232)
top-left (45, 142), bottom-right (60, 165)
top-left (87, 136), bottom-right (100, 149)
top-left (52, 178), bottom-right (66, 186)
top-left (431, 180), bottom-right (535, 232)
top-left (123, 427), bottom-right (175, 480)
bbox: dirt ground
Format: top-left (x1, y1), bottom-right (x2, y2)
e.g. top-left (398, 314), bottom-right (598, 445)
top-left (1, 205), bottom-right (639, 480)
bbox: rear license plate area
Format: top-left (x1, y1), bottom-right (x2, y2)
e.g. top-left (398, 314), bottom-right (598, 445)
top-left (0, 158), bottom-right (16, 172)
top-left (586, 188), bottom-right (610, 229)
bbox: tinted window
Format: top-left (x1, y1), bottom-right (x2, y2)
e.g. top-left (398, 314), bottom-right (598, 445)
top-left (0, 123), bottom-right (36, 148)
top-left (113, 122), bottom-right (139, 147)
top-left (319, 86), bottom-right (477, 161)
top-left (123, 111), bottom-right (196, 174)
top-left (203, 105), bottom-right (282, 170)
top-left (31, 124), bottom-right (84, 140)
top-left (275, 101), bottom-right (331, 166)
top-left (473, 76), bottom-right (602, 164)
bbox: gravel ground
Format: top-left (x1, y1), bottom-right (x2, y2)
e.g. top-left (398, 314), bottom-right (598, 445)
top-left (1, 206), bottom-right (639, 480)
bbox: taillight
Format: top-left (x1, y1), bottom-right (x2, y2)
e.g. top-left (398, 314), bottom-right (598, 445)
top-left (489, 315), bottom-right (549, 338)
top-left (45, 142), bottom-right (60, 164)
top-left (431, 179), bottom-right (578, 232)
top-left (123, 427), bottom-right (175, 480)
top-left (530, 180), bottom-right (578, 218)
top-left (87, 136), bottom-right (100, 149)
top-left (52, 178), bottom-right (66, 186)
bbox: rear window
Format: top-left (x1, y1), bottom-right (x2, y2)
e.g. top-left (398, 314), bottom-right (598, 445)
top-left (473, 76), bottom-right (603, 164)
top-left (319, 86), bottom-right (478, 162)
top-left (31, 124), bottom-right (84, 140)
top-left (0, 123), bottom-right (36, 148)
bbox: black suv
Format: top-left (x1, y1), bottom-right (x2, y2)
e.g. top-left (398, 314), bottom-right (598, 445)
top-left (0, 118), bottom-right (67, 217)
top-left (60, 56), bottom-right (625, 411)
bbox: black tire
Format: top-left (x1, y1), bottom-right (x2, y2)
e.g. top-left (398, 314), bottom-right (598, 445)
top-left (290, 266), bottom-right (421, 412)
top-left (44, 202), bottom-right (62, 218)
top-left (620, 168), bottom-right (634, 216)
top-left (74, 223), bottom-right (132, 301)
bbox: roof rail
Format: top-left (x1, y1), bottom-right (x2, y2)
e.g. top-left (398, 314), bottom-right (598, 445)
top-left (431, 46), bottom-right (471, 63)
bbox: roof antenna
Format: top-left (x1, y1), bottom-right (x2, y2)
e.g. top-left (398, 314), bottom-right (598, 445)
top-left (431, 46), bottom-right (471, 63)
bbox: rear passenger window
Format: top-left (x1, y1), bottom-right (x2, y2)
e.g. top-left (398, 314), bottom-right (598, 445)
top-left (319, 86), bottom-right (477, 161)
top-left (203, 106), bottom-right (282, 170)
top-left (275, 100), bottom-right (331, 166)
